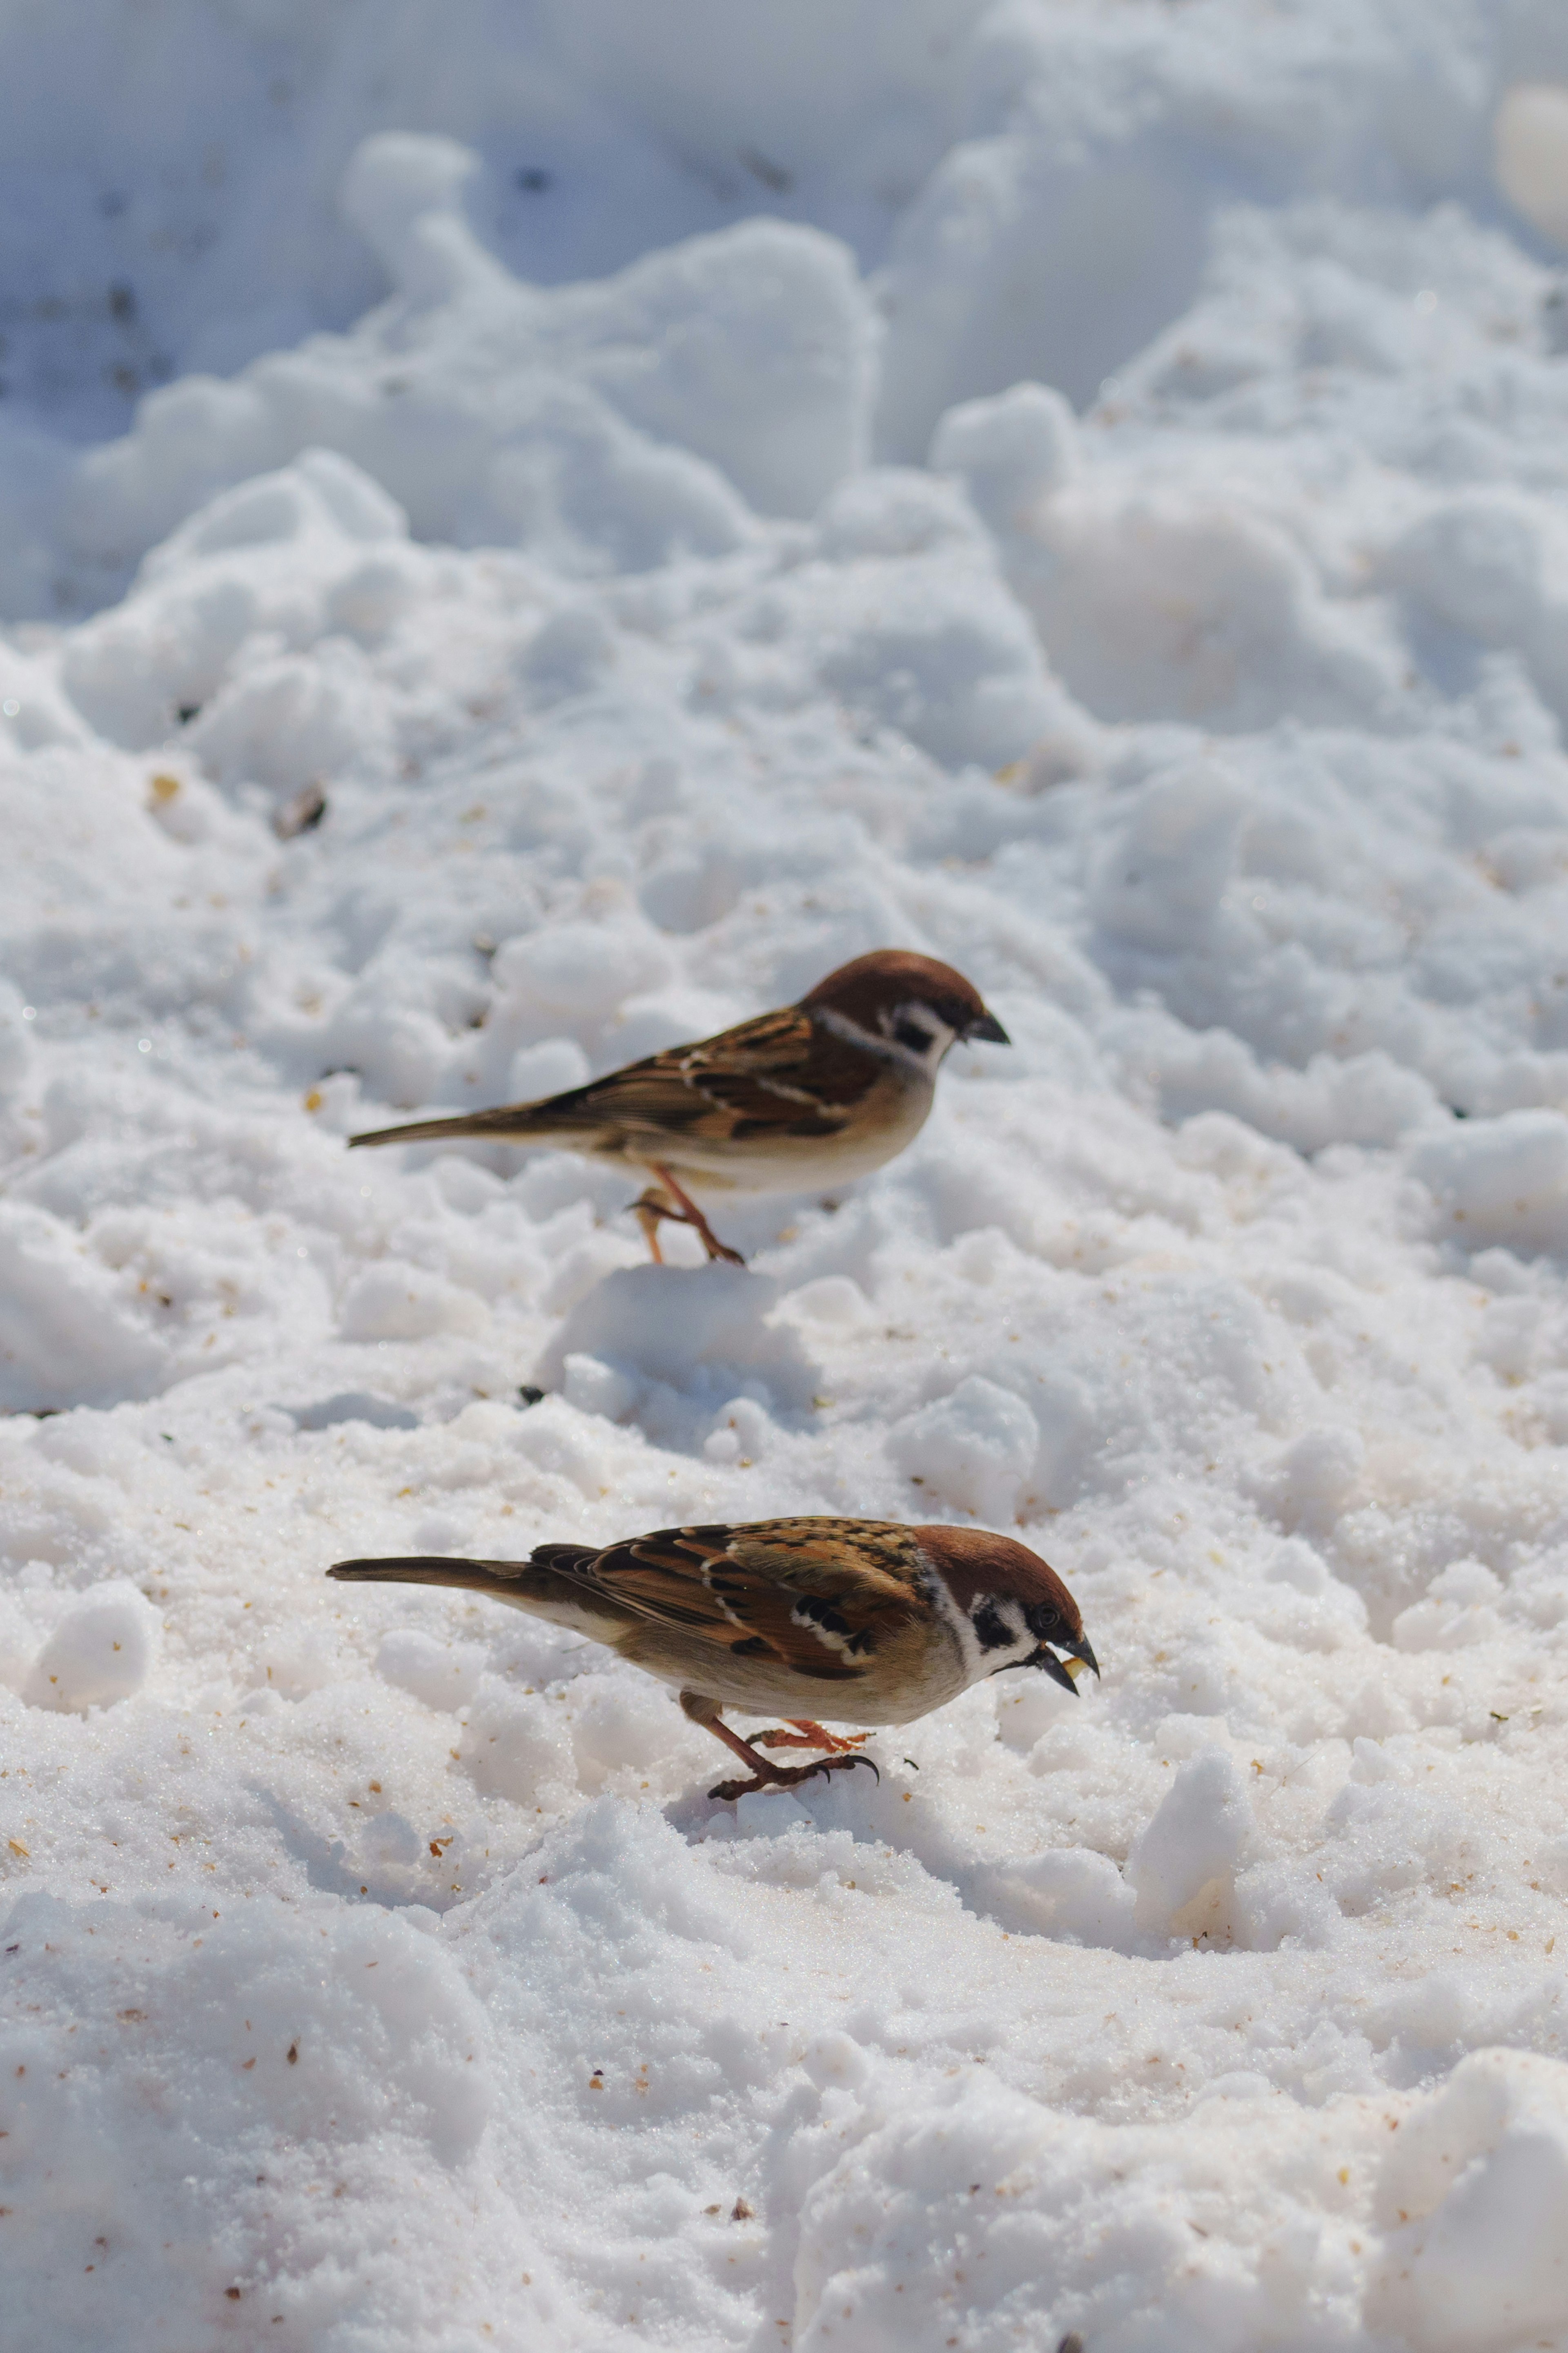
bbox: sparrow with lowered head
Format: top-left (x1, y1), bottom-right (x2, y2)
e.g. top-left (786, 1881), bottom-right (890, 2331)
top-left (329, 1516), bottom-right (1097, 1800)
top-left (348, 948), bottom-right (1009, 1265)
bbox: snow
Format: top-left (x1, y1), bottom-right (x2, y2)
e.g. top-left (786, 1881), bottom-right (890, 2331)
top-left (7, 2), bottom-right (1568, 2346)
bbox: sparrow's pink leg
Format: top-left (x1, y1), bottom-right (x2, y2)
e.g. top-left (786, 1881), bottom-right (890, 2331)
top-left (631, 1187), bottom-right (715, 1264)
top-left (649, 1164), bottom-right (746, 1267)
top-left (681, 1691), bottom-right (877, 1800)
top-left (632, 1196), bottom-right (667, 1263)
top-left (753, 1720), bottom-right (871, 1754)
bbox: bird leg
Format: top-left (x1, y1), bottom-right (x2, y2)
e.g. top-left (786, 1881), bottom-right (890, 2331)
top-left (752, 1720), bottom-right (871, 1754)
top-left (632, 1193), bottom-right (668, 1263)
top-left (681, 1691), bottom-right (877, 1801)
top-left (648, 1164), bottom-right (746, 1267)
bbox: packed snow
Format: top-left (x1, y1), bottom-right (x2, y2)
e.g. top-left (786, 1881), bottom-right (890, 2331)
top-left (9, 3), bottom-right (1568, 2347)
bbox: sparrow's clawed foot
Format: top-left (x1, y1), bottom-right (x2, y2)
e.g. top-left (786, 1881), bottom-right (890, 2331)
top-left (708, 1752), bottom-right (880, 1803)
top-left (632, 1168), bottom-right (746, 1267)
top-left (752, 1720), bottom-right (871, 1753)
top-left (694, 1694), bottom-right (880, 1800)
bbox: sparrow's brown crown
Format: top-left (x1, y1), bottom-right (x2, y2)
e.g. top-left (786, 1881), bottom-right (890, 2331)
top-left (914, 1523), bottom-right (1085, 1642)
top-left (800, 950), bottom-right (1009, 1045)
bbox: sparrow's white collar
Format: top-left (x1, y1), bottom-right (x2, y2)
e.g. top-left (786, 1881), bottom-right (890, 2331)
top-left (916, 1547), bottom-right (1040, 1680)
top-left (813, 1001), bottom-right (958, 1081)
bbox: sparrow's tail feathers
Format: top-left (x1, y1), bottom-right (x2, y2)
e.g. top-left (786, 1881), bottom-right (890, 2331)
top-left (328, 1548), bottom-right (616, 1632)
top-left (328, 1554), bottom-right (545, 1595)
top-left (348, 1103), bottom-right (561, 1149)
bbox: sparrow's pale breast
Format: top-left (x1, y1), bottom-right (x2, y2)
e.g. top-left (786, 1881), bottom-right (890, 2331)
top-left (623, 1062), bottom-right (935, 1195)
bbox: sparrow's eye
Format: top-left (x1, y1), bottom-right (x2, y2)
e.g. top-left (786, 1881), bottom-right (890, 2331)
top-left (891, 1012), bottom-right (937, 1053)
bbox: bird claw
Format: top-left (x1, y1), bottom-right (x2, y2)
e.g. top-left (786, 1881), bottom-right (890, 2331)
top-left (752, 1724), bottom-right (871, 1753)
top-left (707, 1752), bottom-right (879, 1803)
top-left (630, 1190), bottom-right (746, 1267)
top-left (637, 1168), bottom-right (747, 1266)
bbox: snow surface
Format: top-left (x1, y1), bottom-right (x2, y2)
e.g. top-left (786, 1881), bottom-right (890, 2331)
top-left (9, 3), bottom-right (1568, 2347)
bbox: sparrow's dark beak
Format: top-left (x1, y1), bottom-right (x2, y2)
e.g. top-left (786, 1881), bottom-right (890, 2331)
top-left (1036, 1649), bottom-right (1082, 1695)
top-left (1026, 1632), bottom-right (1099, 1693)
top-left (966, 1009), bottom-right (1010, 1046)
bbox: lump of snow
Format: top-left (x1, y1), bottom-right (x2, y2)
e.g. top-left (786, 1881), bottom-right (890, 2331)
top-left (1090, 761), bottom-right (1249, 952)
top-left (375, 1628), bottom-right (488, 1712)
top-left (887, 1373), bottom-right (1040, 1522)
top-left (550, 212), bottom-right (872, 518)
top-left (813, 556), bottom-right (1057, 768)
top-left (144, 446), bottom-right (408, 578)
top-left (535, 1264), bottom-right (815, 1408)
top-left (560, 1352), bottom-right (644, 1422)
top-left (874, 106), bottom-right (1211, 451)
top-left (25, 1581), bottom-right (160, 1713)
top-left (1125, 1749), bottom-right (1254, 1937)
top-left (1372, 2049), bottom-right (1568, 2351)
top-left (337, 1262), bottom-right (489, 1342)
top-left (1263, 1425), bottom-right (1367, 1512)
top-left (980, 1845), bottom-right (1138, 1946)
top-left (490, 918), bottom-right (675, 1042)
top-left (515, 607), bottom-right (617, 705)
top-left (61, 449), bottom-right (411, 752)
top-left (1381, 491), bottom-right (1545, 650)
top-left (340, 131), bottom-right (494, 305)
top-left (1021, 487), bottom-right (1399, 730)
top-left (814, 466), bottom-right (981, 562)
top-left (185, 639), bottom-right (391, 801)
top-left (0, 1203), bottom-right (168, 1413)
top-left (1410, 1110), bottom-right (1568, 1254)
top-left (929, 380), bottom-right (1078, 535)
top-left (1390, 1558), bottom-right (1506, 1653)
top-left (465, 1679), bottom-right (577, 1808)
top-left (65, 135), bottom-right (873, 591)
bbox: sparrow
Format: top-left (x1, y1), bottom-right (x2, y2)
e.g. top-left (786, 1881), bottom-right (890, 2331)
top-left (328, 1515), bottom-right (1098, 1800)
top-left (347, 948), bottom-right (1009, 1265)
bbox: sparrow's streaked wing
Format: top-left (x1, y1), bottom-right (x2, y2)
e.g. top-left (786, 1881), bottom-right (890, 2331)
top-left (330, 1516), bottom-right (923, 1687)
top-left (348, 1007), bottom-right (881, 1151)
top-left (575, 1517), bottom-right (923, 1684)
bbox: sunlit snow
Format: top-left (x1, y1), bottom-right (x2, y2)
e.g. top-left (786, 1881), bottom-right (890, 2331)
top-left (7, 5), bottom-right (1568, 2349)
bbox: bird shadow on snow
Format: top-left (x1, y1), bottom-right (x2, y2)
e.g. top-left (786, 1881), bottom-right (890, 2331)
top-left (281, 1389), bottom-right (421, 1432)
top-left (664, 1764), bottom-right (1151, 1959)
top-left (532, 1260), bottom-right (822, 1421)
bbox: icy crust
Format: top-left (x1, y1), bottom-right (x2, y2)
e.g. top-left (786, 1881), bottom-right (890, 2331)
top-left (8, 4), bottom-right (1568, 2350)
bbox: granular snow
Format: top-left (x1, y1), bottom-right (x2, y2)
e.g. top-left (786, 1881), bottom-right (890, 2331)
top-left (6, 4), bottom-right (1568, 2349)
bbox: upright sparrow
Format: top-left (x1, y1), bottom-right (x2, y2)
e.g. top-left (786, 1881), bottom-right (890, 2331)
top-left (349, 948), bottom-right (1009, 1263)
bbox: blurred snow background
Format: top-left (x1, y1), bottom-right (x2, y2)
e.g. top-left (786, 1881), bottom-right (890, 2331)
top-left (9, 2), bottom-right (1568, 2346)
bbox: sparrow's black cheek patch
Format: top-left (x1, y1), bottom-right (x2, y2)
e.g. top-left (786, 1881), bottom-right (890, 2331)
top-left (971, 1600), bottom-right (1016, 1651)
